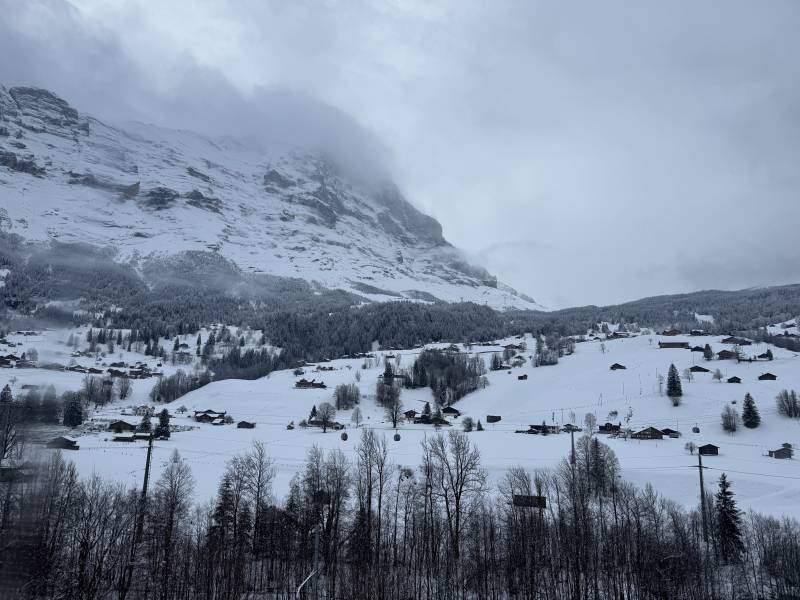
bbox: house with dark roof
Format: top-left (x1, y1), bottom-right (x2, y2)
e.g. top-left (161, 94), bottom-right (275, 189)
top-left (442, 406), bottom-right (461, 417)
top-left (767, 445), bottom-right (793, 459)
top-left (598, 422), bottom-right (621, 434)
top-left (717, 350), bottom-right (738, 360)
top-left (689, 365), bottom-right (710, 373)
top-left (661, 328), bottom-right (681, 336)
top-left (404, 409), bottom-right (418, 420)
top-left (108, 420), bottom-right (136, 433)
top-left (758, 372), bottom-right (777, 381)
top-left (659, 341), bottom-right (690, 349)
top-left (631, 427), bottom-right (664, 440)
top-left (237, 421), bottom-right (256, 429)
top-left (46, 436), bottom-right (79, 450)
top-left (699, 444), bottom-right (719, 456)
top-left (610, 363), bottom-right (626, 370)
top-left (727, 376), bottom-right (742, 384)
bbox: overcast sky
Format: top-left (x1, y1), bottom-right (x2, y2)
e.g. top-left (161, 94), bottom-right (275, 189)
top-left (3, 0), bottom-right (800, 308)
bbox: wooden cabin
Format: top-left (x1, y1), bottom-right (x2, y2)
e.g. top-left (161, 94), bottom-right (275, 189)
top-left (631, 427), bottom-right (664, 440)
top-left (699, 444), bottom-right (719, 456)
top-left (758, 373), bottom-right (777, 381)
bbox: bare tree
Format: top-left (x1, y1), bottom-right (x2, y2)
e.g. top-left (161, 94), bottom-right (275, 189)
top-left (421, 431), bottom-right (487, 560)
top-left (384, 396), bottom-right (403, 429)
top-left (115, 377), bottom-right (132, 401)
top-left (351, 406), bottom-right (363, 428)
top-left (317, 402), bottom-right (337, 433)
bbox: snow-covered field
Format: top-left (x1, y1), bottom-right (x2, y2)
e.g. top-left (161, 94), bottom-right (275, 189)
top-left (4, 329), bottom-right (800, 518)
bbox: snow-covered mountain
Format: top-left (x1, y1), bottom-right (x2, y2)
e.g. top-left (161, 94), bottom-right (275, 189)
top-left (0, 85), bottom-right (540, 310)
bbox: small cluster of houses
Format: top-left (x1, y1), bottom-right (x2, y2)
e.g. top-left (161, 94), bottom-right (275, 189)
top-left (0, 353), bottom-right (36, 368)
top-left (193, 409), bottom-right (255, 429)
top-left (404, 405), bottom-right (462, 427)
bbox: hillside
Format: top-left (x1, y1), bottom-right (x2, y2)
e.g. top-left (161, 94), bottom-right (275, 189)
top-left (6, 326), bottom-right (799, 518)
top-left (0, 85), bottom-right (539, 310)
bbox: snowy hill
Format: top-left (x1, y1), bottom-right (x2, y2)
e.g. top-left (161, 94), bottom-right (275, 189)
top-left (0, 85), bottom-right (539, 309)
top-left (10, 327), bottom-right (798, 518)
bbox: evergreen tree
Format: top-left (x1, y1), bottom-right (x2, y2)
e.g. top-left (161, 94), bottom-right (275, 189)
top-left (666, 364), bottom-right (683, 399)
top-left (476, 420), bottom-right (484, 431)
top-left (715, 473), bottom-right (744, 563)
top-left (703, 344), bottom-right (714, 361)
top-left (741, 393), bottom-right (760, 428)
top-left (309, 405), bottom-right (317, 421)
top-left (154, 408), bottom-right (171, 439)
top-left (490, 352), bottom-right (503, 371)
top-left (62, 392), bottom-right (83, 427)
top-left (766, 348), bottom-right (773, 361)
top-left (138, 413), bottom-right (152, 433)
top-left (0, 384), bottom-right (12, 403)
top-left (422, 402), bottom-right (431, 418)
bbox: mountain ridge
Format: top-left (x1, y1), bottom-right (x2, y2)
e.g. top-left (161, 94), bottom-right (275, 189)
top-left (0, 84), bottom-right (541, 310)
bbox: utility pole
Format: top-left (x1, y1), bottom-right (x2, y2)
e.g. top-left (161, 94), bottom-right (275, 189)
top-left (697, 452), bottom-right (708, 544)
top-left (119, 433), bottom-right (154, 600)
top-left (570, 428), bottom-right (576, 465)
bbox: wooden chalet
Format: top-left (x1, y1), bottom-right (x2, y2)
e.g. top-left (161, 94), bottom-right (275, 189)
top-left (598, 422), bottom-right (621, 434)
top-left (46, 436), bottom-right (79, 450)
top-left (442, 406), bottom-right (461, 417)
top-left (610, 363), bottom-right (627, 371)
top-left (758, 372), bottom-right (777, 381)
top-left (503, 344), bottom-right (523, 352)
top-left (403, 409), bottom-right (418, 420)
top-left (661, 328), bottom-right (682, 336)
top-left (659, 341), bottom-right (690, 349)
top-left (108, 420), bottom-right (136, 433)
top-left (486, 415), bottom-right (501, 423)
top-left (717, 350), bottom-right (738, 360)
top-left (237, 421), bottom-right (256, 429)
top-left (194, 410), bottom-right (226, 423)
top-left (561, 423), bottom-right (582, 433)
top-left (768, 445), bottom-right (793, 459)
top-left (699, 444), bottom-right (719, 456)
top-left (517, 374), bottom-right (528, 380)
top-left (631, 427), bottom-right (664, 440)
top-left (112, 433), bottom-right (136, 442)
top-left (295, 378), bottom-right (327, 389)
top-left (690, 346), bottom-right (706, 352)
top-left (727, 376), bottom-right (742, 384)
top-left (689, 365), bottom-right (710, 373)
top-left (660, 428), bottom-right (681, 438)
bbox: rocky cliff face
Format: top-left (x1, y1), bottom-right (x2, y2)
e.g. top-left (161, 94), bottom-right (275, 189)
top-left (0, 84), bottom-right (539, 309)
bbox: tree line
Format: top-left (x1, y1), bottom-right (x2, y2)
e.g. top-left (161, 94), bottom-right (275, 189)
top-left (1, 432), bottom-right (798, 599)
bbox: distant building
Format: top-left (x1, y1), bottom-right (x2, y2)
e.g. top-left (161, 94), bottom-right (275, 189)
top-left (610, 363), bottom-right (627, 370)
top-left (295, 378), bottom-right (327, 389)
top-left (699, 444), bottom-right (719, 456)
top-left (598, 422), bottom-right (621, 434)
top-left (108, 420), bottom-right (136, 433)
top-left (631, 427), bottom-right (664, 440)
top-left (758, 373), bottom-right (777, 381)
top-left (717, 350), bottom-right (738, 360)
top-left (689, 365), bottom-right (710, 373)
top-left (404, 409), bottom-right (418, 420)
top-left (661, 329), bottom-right (681, 336)
top-left (727, 376), bottom-right (742, 384)
top-left (659, 341), bottom-right (690, 349)
top-left (486, 415), bottom-right (502, 423)
top-left (237, 421), bottom-right (256, 429)
top-left (517, 374), bottom-right (528, 380)
top-left (442, 406), bottom-right (461, 417)
top-left (767, 446), bottom-right (793, 459)
top-left (46, 436), bottom-right (79, 450)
